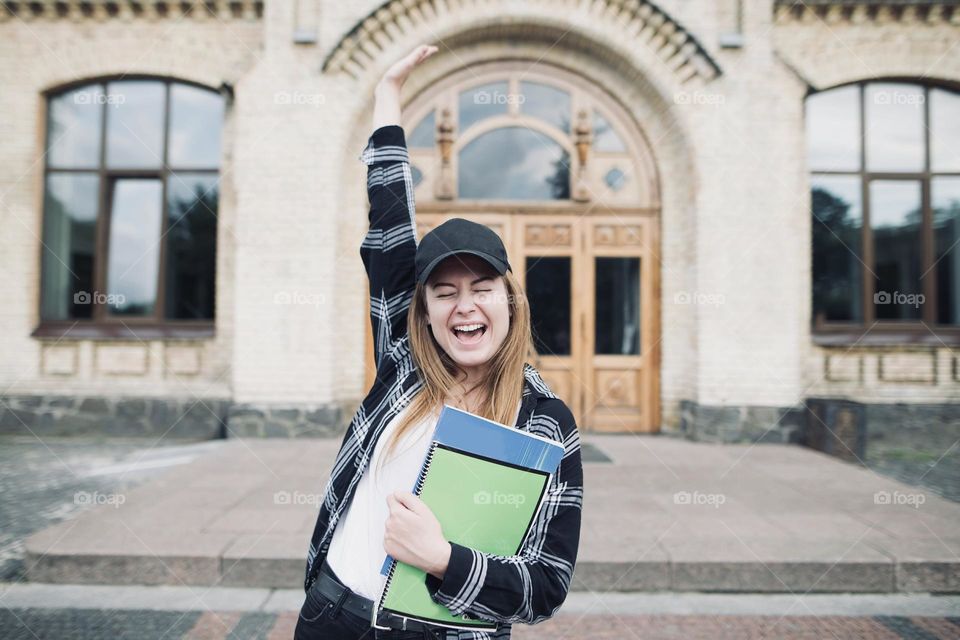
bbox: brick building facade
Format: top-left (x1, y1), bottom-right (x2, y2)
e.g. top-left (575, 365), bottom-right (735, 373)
top-left (1, 0), bottom-right (958, 442)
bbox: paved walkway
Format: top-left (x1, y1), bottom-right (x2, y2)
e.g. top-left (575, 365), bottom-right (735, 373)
top-left (0, 437), bottom-right (219, 581)
top-left (1, 586), bottom-right (959, 639)
top-left (21, 436), bottom-right (960, 593)
top-left (1, 609), bottom-right (958, 639)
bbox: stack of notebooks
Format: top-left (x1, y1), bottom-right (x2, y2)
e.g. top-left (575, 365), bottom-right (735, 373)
top-left (372, 405), bottom-right (565, 632)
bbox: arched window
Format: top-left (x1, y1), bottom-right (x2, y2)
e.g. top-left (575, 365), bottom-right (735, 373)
top-left (39, 78), bottom-right (224, 332)
top-left (806, 81), bottom-right (960, 332)
top-left (402, 65), bottom-right (648, 207)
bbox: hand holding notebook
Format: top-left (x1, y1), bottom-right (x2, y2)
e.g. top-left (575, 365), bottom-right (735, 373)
top-left (373, 405), bottom-right (565, 632)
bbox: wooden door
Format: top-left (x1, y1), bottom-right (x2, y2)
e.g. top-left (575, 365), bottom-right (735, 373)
top-left (511, 216), bottom-right (584, 422)
top-left (580, 217), bottom-right (660, 432)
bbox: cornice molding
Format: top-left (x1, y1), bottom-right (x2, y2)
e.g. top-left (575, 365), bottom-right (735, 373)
top-left (0, 0), bottom-right (263, 22)
top-left (322, 0), bottom-right (721, 83)
top-left (774, 1), bottom-right (960, 24)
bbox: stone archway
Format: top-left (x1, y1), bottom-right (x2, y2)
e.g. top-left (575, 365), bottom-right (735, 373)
top-left (332, 1), bottom-right (715, 430)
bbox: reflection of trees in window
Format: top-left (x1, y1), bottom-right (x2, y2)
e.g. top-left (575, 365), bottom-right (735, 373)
top-left (547, 149), bottom-right (571, 200)
top-left (39, 78), bottom-right (224, 325)
top-left (805, 81), bottom-right (960, 328)
top-left (458, 127), bottom-right (569, 200)
top-left (812, 187), bottom-right (862, 322)
top-left (870, 180), bottom-right (922, 321)
top-left (934, 192), bottom-right (960, 324)
top-left (166, 181), bottom-right (218, 319)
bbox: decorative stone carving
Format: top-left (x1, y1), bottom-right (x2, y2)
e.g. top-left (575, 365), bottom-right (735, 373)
top-left (572, 108), bottom-right (592, 203)
top-left (322, 0), bottom-right (721, 82)
top-left (0, 1), bottom-right (264, 21)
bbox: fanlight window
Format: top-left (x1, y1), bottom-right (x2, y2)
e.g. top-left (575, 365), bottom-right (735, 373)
top-left (403, 67), bottom-right (644, 205)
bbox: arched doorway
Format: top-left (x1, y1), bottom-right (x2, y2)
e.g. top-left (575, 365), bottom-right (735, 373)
top-left (366, 61), bottom-right (662, 433)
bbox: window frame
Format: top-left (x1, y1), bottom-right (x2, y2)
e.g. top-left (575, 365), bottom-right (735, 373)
top-left (399, 61), bottom-right (657, 211)
top-left (33, 76), bottom-right (223, 340)
top-left (808, 79), bottom-right (960, 346)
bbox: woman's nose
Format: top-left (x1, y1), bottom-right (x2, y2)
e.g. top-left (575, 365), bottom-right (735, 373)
top-left (454, 292), bottom-right (477, 313)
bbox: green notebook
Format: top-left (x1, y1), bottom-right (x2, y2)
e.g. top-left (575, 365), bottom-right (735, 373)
top-left (373, 405), bottom-right (565, 632)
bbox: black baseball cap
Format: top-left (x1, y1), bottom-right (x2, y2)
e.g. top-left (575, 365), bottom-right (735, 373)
top-left (415, 218), bottom-right (511, 285)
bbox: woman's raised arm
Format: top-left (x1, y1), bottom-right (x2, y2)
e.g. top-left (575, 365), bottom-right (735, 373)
top-left (359, 45), bottom-right (438, 370)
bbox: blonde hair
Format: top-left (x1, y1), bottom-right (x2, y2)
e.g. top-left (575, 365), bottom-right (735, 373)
top-left (377, 269), bottom-right (535, 468)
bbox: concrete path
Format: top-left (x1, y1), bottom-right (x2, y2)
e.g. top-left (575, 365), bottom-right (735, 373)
top-left (21, 436), bottom-right (960, 593)
top-left (2, 589), bottom-right (959, 640)
top-left (3, 582), bottom-right (960, 616)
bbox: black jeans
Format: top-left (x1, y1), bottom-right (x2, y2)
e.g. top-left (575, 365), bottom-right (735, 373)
top-left (293, 562), bottom-right (446, 640)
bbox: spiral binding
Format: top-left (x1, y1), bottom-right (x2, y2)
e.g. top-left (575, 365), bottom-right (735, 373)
top-left (378, 440), bottom-right (440, 624)
top-left (412, 441), bottom-right (439, 498)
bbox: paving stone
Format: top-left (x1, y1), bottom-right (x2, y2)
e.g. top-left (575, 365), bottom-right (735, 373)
top-left (9, 436), bottom-right (960, 593)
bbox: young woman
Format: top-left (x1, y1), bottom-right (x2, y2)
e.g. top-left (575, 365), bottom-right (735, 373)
top-left (295, 44), bottom-right (584, 640)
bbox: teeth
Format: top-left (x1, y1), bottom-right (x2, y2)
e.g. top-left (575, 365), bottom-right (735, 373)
top-left (453, 323), bottom-right (484, 332)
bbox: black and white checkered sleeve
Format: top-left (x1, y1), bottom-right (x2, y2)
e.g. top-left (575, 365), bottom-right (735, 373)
top-left (358, 124), bottom-right (418, 368)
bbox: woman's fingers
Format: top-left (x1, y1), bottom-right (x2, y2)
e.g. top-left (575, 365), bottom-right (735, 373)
top-left (418, 44), bottom-right (439, 62)
top-left (410, 44), bottom-right (438, 66)
top-left (387, 490), bottom-right (413, 514)
top-left (382, 44), bottom-right (438, 87)
top-left (391, 490), bottom-right (417, 511)
top-left (386, 492), bottom-right (401, 514)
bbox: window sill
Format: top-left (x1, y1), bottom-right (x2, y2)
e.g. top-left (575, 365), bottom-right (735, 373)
top-left (31, 322), bottom-right (215, 341)
top-left (812, 327), bottom-right (960, 348)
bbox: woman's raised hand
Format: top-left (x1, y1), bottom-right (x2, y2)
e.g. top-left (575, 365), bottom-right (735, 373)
top-left (372, 44), bottom-right (438, 130)
top-left (380, 44), bottom-right (439, 90)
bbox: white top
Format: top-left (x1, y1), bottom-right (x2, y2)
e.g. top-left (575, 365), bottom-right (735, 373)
top-left (326, 400), bottom-right (523, 601)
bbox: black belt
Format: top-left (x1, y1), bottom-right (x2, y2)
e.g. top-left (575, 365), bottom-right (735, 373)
top-left (315, 559), bottom-right (374, 622)
top-left (316, 559), bottom-right (443, 636)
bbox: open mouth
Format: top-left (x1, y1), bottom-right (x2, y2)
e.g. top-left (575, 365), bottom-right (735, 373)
top-left (451, 322), bottom-right (487, 345)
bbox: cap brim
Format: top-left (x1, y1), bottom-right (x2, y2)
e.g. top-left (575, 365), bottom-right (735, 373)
top-left (417, 250), bottom-right (510, 284)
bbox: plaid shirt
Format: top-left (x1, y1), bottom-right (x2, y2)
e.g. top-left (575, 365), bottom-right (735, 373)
top-left (303, 124), bottom-right (584, 639)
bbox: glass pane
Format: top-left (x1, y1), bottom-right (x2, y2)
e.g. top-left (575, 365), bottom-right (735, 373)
top-left (930, 88), bottom-right (960, 172)
top-left (167, 84), bottom-right (224, 168)
top-left (47, 85), bottom-right (103, 169)
top-left (605, 167), bottom-right (627, 191)
top-left (409, 109), bottom-right (435, 148)
top-left (106, 179), bottom-right (163, 316)
top-left (870, 180), bottom-right (923, 320)
top-left (595, 257), bottom-right (640, 355)
top-left (459, 127), bottom-right (569, 199)
top-left (40, 173), bottom-right (99, 320)
top-left (526, 257), bottom-right (571, 356)
top-left (805, 85), bottom-right (860, 171)
top-left (459, 81), bottom-right (509, 131)
top-left (812, 175), bottom-right (863, 322)
top-left (165, 174), bottom-right (218, 320)
top-left (593, 110), bottom-right (626, 153)
top-left (105, 81), bottom-right (166, 168)
top-left (865, 83), bottom-right (925, 173)
top-left (519, 81), bottom-right (570, 133)
top-left (933, 177), bottom-right (960, 325)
